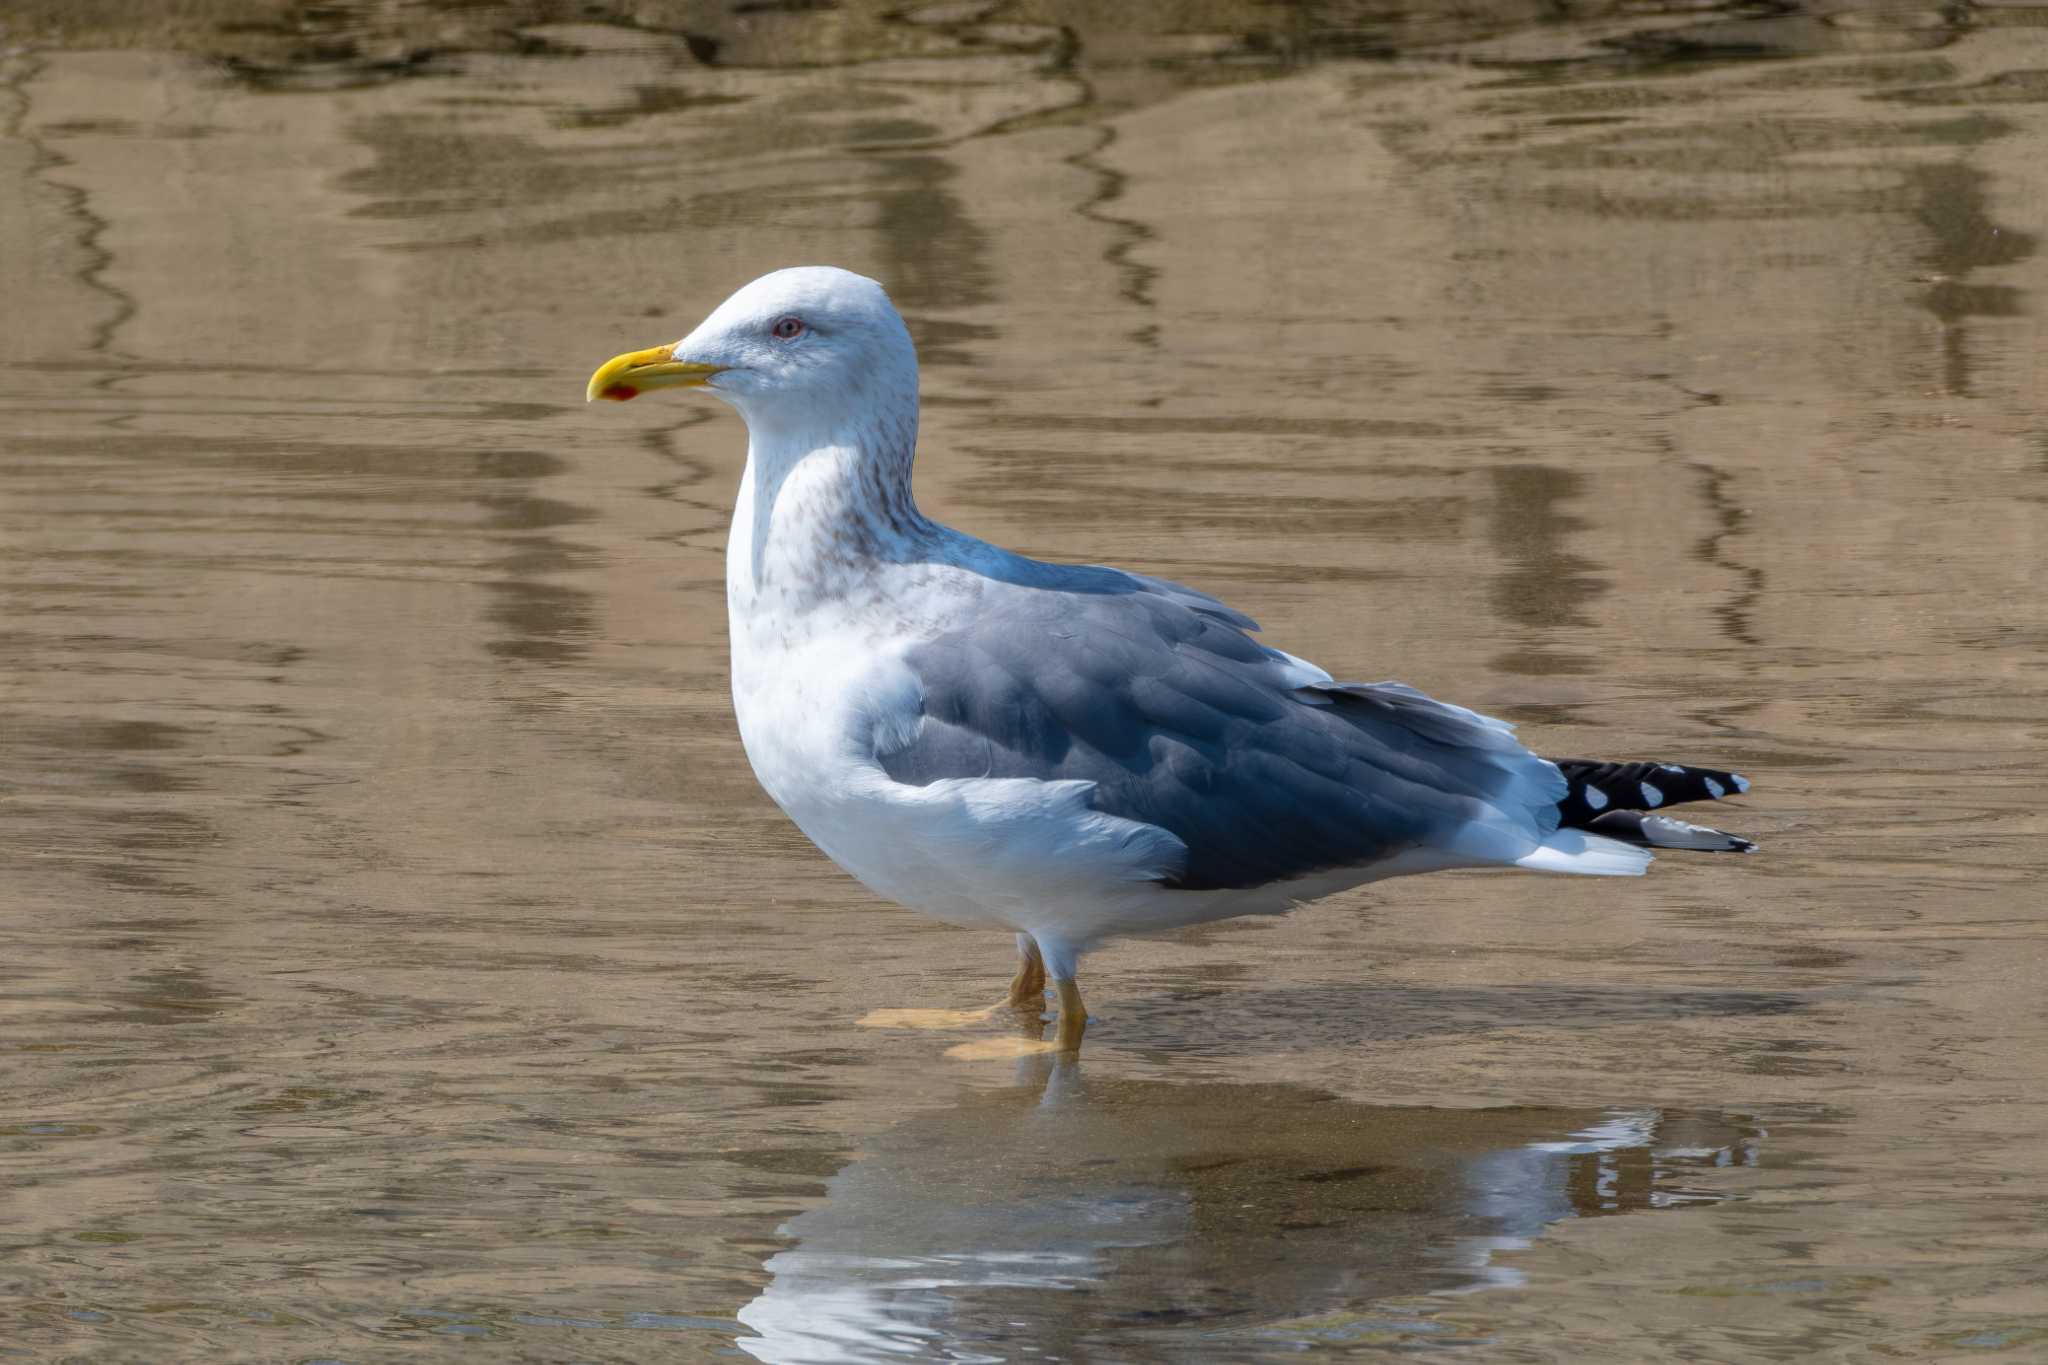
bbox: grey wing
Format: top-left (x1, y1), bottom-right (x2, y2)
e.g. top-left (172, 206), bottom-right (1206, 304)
top-left (870, 570), bottom-right (1564, 892)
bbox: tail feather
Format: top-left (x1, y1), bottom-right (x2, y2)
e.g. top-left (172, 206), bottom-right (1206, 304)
top-left (1515, 830), bottom-right (1653, 876)
top-left (1548, 757), bottom-right (1756, 853)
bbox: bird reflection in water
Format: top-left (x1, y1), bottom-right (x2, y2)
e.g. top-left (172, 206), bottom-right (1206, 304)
top-left (737, 1063), bottom-right (1762, 1362)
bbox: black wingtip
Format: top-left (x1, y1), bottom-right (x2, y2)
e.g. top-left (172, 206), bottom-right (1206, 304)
top-left (1551, 758), bottom-right (1753, 830)
top-left (1585, 810), bottom-right (1758, 853)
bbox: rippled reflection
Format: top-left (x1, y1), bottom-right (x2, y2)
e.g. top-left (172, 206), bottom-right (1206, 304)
top-left (738, 1066), bottom-right (1760, 1362)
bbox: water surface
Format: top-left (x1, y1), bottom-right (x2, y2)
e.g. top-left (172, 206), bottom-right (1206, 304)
top-left (3, 2), bottom-right (2046, 1360)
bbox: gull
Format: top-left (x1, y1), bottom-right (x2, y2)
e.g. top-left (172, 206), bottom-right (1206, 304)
top-left (587, 267), bottom-right (1756, 1054)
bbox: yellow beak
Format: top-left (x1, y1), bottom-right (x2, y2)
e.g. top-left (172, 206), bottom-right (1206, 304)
top-left (585, 344), bottom-right (724, 402)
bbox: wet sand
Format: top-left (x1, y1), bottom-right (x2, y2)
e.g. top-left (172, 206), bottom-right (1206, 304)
top-left (3, 2), bottom-right (2046, 1360)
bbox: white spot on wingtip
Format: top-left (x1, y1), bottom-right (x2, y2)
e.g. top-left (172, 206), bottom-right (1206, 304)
top-left (1640, 782), bottom-right (1664, 808)
top-left (1732, 773), bottom-right (1751, 794)
top-left (1584, 785), bottom-right (1608, 810)
top-left (1705, 777), bottom-right (1725, 798)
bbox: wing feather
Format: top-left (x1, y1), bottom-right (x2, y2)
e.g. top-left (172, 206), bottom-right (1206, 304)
top-left (869, 568), bottom-right (1561, 891)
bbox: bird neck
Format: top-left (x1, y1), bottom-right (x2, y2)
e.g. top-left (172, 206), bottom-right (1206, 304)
top-left (726, 403), bottom-right (935, 619)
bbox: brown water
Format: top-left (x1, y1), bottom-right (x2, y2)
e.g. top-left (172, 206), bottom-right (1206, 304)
top-left (3, 2), bottom-right (2046, 1360)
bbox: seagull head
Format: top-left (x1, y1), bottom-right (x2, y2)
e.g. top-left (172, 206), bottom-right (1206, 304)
top-left (586, 267), bottom-right (916, 436)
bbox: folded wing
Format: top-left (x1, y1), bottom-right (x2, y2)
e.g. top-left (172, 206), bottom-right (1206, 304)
top-left (867, 566), bottom-right (1576, 891)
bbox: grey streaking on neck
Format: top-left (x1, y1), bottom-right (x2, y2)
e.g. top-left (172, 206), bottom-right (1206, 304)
top-left (738, 409), bottom-right (941, 615)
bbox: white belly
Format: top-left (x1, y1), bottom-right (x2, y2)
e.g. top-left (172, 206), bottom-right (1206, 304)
top-left (728, 627), bottom-right (1206, 941)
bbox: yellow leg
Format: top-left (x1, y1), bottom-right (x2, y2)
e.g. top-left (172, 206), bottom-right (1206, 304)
top-left (858, 936), bottom-right (1048, 1032)
top-left (1006, 938), bottom-right (1047, 1009)
top-left (1053, 978), bottom-right (1086, 1052)
top-left (867, 938), bottom-right (1090, 1060)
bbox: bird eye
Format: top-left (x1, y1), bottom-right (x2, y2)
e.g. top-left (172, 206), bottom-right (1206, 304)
top-left (770, 315), bottom-right (806, 340)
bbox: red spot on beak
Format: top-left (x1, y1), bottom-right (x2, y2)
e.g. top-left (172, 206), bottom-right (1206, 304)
top-left (601, 386), bottom-right (638, 402)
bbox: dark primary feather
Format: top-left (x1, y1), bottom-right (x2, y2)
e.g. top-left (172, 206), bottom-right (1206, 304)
top-left (872, 564), bottom-right (1558, 892)
top-left (1549, 758), bottom-right (1757, 852)
top-left (1581, 811), bottom-right (1758, 854)
top-left (1551, 757), bottom-right (1747, 818)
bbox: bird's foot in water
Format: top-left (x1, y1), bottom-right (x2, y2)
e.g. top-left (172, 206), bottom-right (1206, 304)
top-left (856, 993), bottom-right (1051, 1032)
top-left (861, 983), bottom-right (1086, 1059)
top-left (857, 1002), bottom-right (1015, 1030)
top-left (857, 937), bottom-right (1051, 1031)
top-left (943, 979), bottom-right (1086, 1059)
top-left (943, 1033), bottom-right (1067, 1060)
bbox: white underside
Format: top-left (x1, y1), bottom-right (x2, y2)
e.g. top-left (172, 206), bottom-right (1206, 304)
top-left (767, 755), bottom-right (1647, 979)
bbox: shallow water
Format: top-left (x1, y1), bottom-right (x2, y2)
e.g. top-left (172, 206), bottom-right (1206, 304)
top-left (2, 2), bottom-right (2046, 1361)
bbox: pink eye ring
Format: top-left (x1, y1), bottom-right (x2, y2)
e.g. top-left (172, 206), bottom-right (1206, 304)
top-left (770, 315), bottom-right (806, 340)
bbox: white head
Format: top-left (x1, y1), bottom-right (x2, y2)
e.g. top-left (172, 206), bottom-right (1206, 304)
top-left (586, 267), bottom-right (918, 443)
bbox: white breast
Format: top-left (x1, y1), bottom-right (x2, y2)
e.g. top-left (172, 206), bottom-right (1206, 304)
top-left (722, 442), bottom-right (1215, 954)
